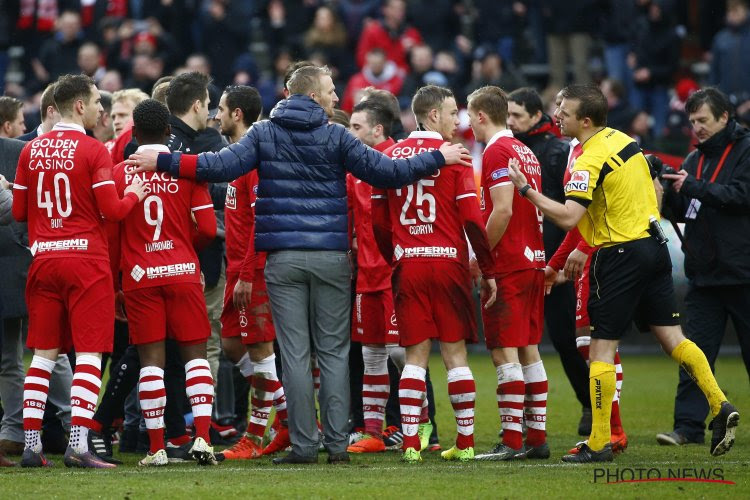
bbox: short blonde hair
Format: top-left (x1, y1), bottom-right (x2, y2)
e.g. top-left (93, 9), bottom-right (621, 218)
top-left (112, 88), bottom-right (149, 109)
top-left (287, 66), bottom-right (331, 96)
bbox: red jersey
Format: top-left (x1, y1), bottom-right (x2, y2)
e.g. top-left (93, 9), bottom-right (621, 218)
top-left (224, 170), bottom-right (265, 281)
top-left (112, 145), bottom-right (215, 291)
top-left (12, 123), bottom-right (138, 261)
top-left (480, 130), bottom-right (545, 273)
top-left (375, 131), bottom-right (488, 269)
top-left (348, 138), bottom-right (395, 292)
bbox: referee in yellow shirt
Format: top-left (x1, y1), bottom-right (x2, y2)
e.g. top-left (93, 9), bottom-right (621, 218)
top-left (508, 84), bottom-right (739, 463)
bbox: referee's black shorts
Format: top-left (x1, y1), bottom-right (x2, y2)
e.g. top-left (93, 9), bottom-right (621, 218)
top-left (588, 236), bottom-right (680, 340)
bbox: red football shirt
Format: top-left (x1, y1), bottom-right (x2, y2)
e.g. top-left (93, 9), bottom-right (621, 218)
top-left (375, 131), bottom-right (479, 267)
top-left (480, 130), bottom-right (545, 273)
top-left (13, 123), bottom-right (133, 261)
top-left (348, 137), bottom-right (395, 292)
top-left (113, 145), bottom-right (214, 291)
top-left (225, 170), bottom-right (265, 282)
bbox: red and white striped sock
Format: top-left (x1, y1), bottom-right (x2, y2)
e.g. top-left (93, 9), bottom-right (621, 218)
top-left (611, 350), bottom-right (624, 433)
top-left (447, 366), bottom-right (475, 450)
top-left (139, 366), bottom-right (167, 454)
top-left (362, 346), bottom-right (389, 437)
top-left (522, 360), bottom-right (548, 447)
top-left (577, 336), bottom-right (591, 364)
top-left (23, 355), bottom-right (55, 452)
top-left (399, 364), bottom-right (426, 451)
top-left (497, 362), bottom-right (524, 450)
top-left (311, 354), bottom-right (321, 401)
top-left (69, 354), bottom-right (102, 452)
top-left (246, 354), bottom-right (284, 440)
top-left (185, 358), bottom-right (214, 442)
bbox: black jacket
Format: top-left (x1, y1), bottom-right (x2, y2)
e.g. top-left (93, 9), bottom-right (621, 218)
top-left (515, 115), bottom-right (570, 256)
top-left (167, 115), bottom-right (226, 287)
top-left (663, 120), bottom-right (750, 286)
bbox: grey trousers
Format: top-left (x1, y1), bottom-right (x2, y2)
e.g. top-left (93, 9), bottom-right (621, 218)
top-left (0, 318), bottom-right (73, 441)
top-left (265, 250), bottom-right (352, 457)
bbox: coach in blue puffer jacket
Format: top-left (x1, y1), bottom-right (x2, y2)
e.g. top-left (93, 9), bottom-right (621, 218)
top-left (129, 65), bottom-right (471, 465)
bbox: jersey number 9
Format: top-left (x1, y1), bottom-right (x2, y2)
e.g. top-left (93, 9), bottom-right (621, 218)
top-left (144, 195), bottom-right (163, 241)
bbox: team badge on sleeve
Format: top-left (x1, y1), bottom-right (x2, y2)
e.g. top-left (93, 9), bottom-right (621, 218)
top-left (491, 168), bottom-right (509, 181)
top-left (565, 170), bottom-right (590, 193)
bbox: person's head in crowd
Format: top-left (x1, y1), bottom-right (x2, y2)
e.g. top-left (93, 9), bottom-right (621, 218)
top-left (99, 69), bottom-right (123, 92)
top-left (53, 74), bottom-right (102, 129)
top-left (93, 90), bottom-right (114, 143)
top-left (132, 31), bottom-right (158, 57)
top-left (0, 96), bottom-right (26, 138)
top-left (360, 86), bottom-right (405, 140)
top-left (77, 42), bottom-right (102, 78)
top-left (98, 16), bottom-right (120, 45)
top-left (410, 45), bottom-right (434, 74)
top-left (685, 87), bottom-right (733, 143)
top-left (350, 100), bottom-right (394, 147)
top-left (132, 98), bottom-right (171, 146)
top-left (233, 53), bottom-right (260, 86)
top-left (628, 110), bottom-right (651, 142)
top-left (37, 82), bottom-right (61, 134)
top-left (166, 71), bottom-right (211, 132)
top-left (283, 60), bottom-right (315, 98)
top-left (434, 51), bottom-right (458, 75)
top-left (111, 88), bottom-right (149, 138)
top-left (151, 76), bottom-right (174, 104)
top-left (466, 85), bottom-right (509, 143)
top-left (275, 50), bottom-right (294, 79)
top-left (216, 85), bottom-right (262, 142)
top-left (557, 84), bottom-right (608, 140)
top-left (305, 5), bottom-right (348, 47)
top-left (186, 54), bottom-right (212, 76)
top-left (383, 0), bottom-right (407, 30)
top-left (287, 65), bottom-right (339, 117)
top-left (130, 54), bottom-right (164, 87)
top-left (56, 10), bottom-right (82, 43)
top-left (600, 78), bottom-right (626, 109)
top-left (411, 85), bottom-right (459, 141)
top-left (364, 48), bottom-right (388, 77)
top-left (329, 109), bottom-right (350, 127)
top-left (726, 0), bottom-right (749, 28)
top-left (507, 87), bottom-right (544, 135)
top-left (479, 51), bottom-right (503, 81)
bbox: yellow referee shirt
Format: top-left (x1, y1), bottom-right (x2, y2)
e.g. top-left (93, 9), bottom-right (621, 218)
top-left (564, 127), bottom-right (658, 247)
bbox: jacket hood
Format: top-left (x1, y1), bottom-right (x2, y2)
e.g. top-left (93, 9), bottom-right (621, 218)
top-left (270, 95), bottom-right (329, 131)
top-left (696, 120), bottom-right (750, 156)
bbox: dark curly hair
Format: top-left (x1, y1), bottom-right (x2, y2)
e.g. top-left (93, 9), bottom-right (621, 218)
top-left (133, 98), bottom-right (170, 144)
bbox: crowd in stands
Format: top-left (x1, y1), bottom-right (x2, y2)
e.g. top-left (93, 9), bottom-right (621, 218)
top-left (1, 0), bottom-right (749, 158)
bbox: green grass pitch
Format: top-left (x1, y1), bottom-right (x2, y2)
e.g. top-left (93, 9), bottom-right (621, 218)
top-left (1, 352), bottom-right (747, 499)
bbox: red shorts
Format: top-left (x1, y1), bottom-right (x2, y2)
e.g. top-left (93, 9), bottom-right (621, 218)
top-left (124, 283), bottom-right (210, 345)
top-left (352, 290), bottom-right (399, 344)
top-left (482, 268), bottom-right (544, 349)
top-left (220, 270), bottom-right (275, 345)
top-left (392, 261), bottom-right (477, 347)
top-left (26, 258), bottom-right (114, 353)
top-left (575, 258), bottom-right (592, 329)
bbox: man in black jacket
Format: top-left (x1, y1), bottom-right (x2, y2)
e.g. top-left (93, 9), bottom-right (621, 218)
top-left (507, 87), bottom-right (592, 434)
top-left (658, 87), bottom-right (750, 446)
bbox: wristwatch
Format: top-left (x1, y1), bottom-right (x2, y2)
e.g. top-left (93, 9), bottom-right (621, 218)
top-left (519, 184), bottom-right (532, 197)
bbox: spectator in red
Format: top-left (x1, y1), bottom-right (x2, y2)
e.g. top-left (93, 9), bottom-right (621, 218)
top-left (342, 48), bottom-right (404, 113)
top-left (355, 0), bottom-right (422, 72)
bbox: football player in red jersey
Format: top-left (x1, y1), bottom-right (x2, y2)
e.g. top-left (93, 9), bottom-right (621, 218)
top-left (467, 86), bottom-right (549, 461)
top-left (111, 99), bottom-right (218, 466)
top-left (372, 85), bottom-right (496, 463)
top-left (12, 74), bottom-right (147, 468)
top-left (345, 99), bottom-right (406, 454)
top-left (211, 85), bottom-right (292, 460)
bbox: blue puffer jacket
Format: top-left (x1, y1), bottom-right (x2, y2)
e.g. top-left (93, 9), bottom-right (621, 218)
top-left (158, 95), bottom-right (446, 252)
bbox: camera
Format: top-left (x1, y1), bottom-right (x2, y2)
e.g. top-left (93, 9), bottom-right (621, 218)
top-left (645, 154), bottom-right (677, 187)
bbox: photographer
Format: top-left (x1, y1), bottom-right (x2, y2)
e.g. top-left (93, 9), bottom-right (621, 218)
top-left (657, 87), bottom-right (750, 446)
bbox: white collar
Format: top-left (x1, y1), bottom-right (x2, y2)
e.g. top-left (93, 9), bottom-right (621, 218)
top-left (36, 124), bottom-right (45, 136)
top-left (570, 138), bottom-right (580, 147)
top-left (485, 129), bottom-right (513, 150)
top-left (408, 130), bottom-right (443, 140)
top-left (135, 144), bottom-right (171, 154)
top-left (52, 122), bottom-right (86, 134)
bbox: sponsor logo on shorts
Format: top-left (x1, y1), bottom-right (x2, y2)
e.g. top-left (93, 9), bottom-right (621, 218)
top-left (131, 265), bottom-right (145, 282)
top-left (145, 262), bottom-right (197, 279)
top-left (491, 168), bottom-right (509, 181)
top-left (31, 238), bottom-right (89, 255)
top-left (396, 246), bottom-right (458, 260)
top-left (565, 170), bottom-right (590, 193)
top-left (239, 314), bottom-right (248, 327)
top-left (390, 314), bottom-right (397, 326)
